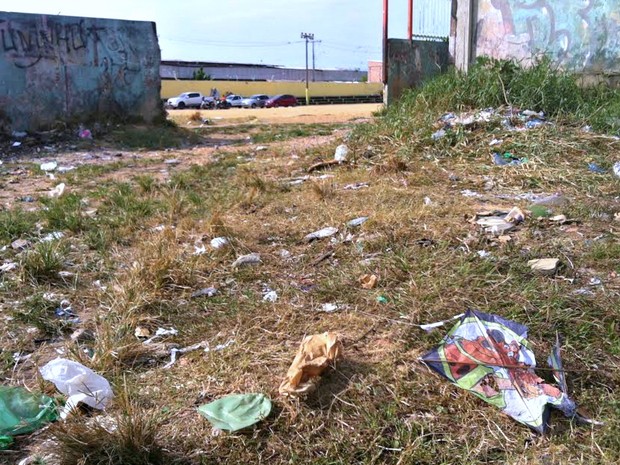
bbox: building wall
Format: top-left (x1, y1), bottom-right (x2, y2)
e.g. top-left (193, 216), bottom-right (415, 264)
top-left (161, 80), bottom-right (383, 99)
top-left (161, 63), bottom-right (366, 82)
top-left (473, 0), bottom-right (620, 74)
top-left (367, 61), bottom-right (383, 83)
top-left (0, 11), bottom-right (161, 133)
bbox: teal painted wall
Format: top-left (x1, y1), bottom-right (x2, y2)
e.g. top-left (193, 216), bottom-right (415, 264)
top-left (0, 12), bottom-right (161, 132)
top-left (476, 0), bottom-right (620, 74)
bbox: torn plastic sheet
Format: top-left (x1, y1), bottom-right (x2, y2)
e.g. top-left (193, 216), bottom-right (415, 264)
top-left (421, 310), bottom-right (586, 433)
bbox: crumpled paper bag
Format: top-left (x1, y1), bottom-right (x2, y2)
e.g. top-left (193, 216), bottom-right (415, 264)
top-left (279, 332), bottom-right (343, 396)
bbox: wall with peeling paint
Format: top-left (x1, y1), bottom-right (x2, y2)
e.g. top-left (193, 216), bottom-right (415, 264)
top-left (0, 11), bottom-right (161, 133)
top-left (474, 0), bottom-right (620, 74)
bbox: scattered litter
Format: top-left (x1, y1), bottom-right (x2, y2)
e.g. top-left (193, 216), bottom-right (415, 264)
top-left (12, 141), bottom-right (21, 147)
top-left (613, 161), bottom-right (620, 178)
top-left (477, 250), bottom-right (492, 259)
top-left (528, 258), bottom-right (559, 275)
top-left (11, 130), bottom-right (27, 138)
top-left (0, 262), bottom-right (17, 273)
top-left (525, 119), bottom-right (545, 129)
top-left (78, 128), bottom-right (92, 139)
top-left (55, 300), bottom-right (79, 323)
top-left (461, 189), bottom-right (482, 198)
top-left (423, 196), bottom-right (433, 206)
top-left (164, 159), bottom-right (180, 165)
top-left (279, 332), bottom-right (342, 396)
top-left (347, 216), bottom-right (368, 228)
top-left (492, 152), bottom-right (525, 166)
top-left (191, 287), bottom-right (218, 298)
top-left (504, 206), bottom-right (525, 223)
top-left (255, 146), bottom-right (267, 152)
top-left (48, 183), bottom-right (66, 198)
top-left (143, 327), bottom-right (179, 345)
top-left (418, 312), bottom-right (465, 332)
top-left (489, 138), bottom-right (503, 146)
top-left (334, 144), bottom-right (349, 162)
top-left (431, 129), bottom-right (446, 140)
top-left (40, 358), bottom-right (113, 418)
top-left (198, 393), bottom-right (272, 432)
top-left (193, 245), bottom-right (207, 255)
top-left (57, 166), bottom-right (76, 173)
top-left (376, 295), bottom-right (389, 304)
top-left (210, 237), bottom-right (229, 249)
top-left (40, 161), bottom-right (57, 172)
top-left (343, 182), bottom-right (369, 190)
top-left (134, 326), bottom-right (151, 338)
top-left (529, 204), bottom-right (552, 218)
top-left (41, 232), bottom-right (64, 242)
top-left (319, 303), bottom-right (340, 313)
top-left (20, 196), bottom-right (35, 203)
top-left (549, 214), bottom-right (567, 223)
top-left (421, 310), bottom-right (584, 433)
top-left (304, 227), bottom-right (338, 242)
top-left (588, 162), bottom-right (606, 174)
top-left (476, 217), bottom-right (515, 235)
top-left (11, 239), bottom-right (30, 250)
top-left (589, 277), bottom-right (602, 286)
top-left (359, 274), bottom-right (378, 289)
top-left (165, 339), bottom-right (235, 369)
top-left (263, 290), bottom-right (278, 302)
top-left (531, 193), bottom-right (568, 207)
top-left (232, 253), bottom-right (261, 268)
top-left (0, 386), bottom-right (57, 450)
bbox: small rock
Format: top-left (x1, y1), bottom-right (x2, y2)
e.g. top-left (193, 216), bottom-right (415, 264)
top-left (232, 253), bottom-right (261, 268)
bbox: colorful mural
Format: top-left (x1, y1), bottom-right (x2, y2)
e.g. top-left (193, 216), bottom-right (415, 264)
top-left (475, 0), bottom-right (620, 73)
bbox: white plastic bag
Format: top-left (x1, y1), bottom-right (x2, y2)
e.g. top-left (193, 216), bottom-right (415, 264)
top-left (39, 358), bottom-right (113, 418)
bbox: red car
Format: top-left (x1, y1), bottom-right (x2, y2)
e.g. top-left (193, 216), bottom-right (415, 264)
top-left (264, 94), bottom-right (298, 108)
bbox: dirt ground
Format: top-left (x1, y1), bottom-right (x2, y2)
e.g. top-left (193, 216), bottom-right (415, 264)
top-left (168, 103), bottom-right (382, 125)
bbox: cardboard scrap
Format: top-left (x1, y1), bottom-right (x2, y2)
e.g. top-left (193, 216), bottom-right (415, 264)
top-left (279, 332), bottom-right (343, 396)
top-left (528, 258), bottom-right (560, 274)
top-left (359, 274), bottom-right (378, 289)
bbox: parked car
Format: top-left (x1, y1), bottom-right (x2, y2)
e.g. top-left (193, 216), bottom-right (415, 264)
top-left (241, 94), bottom-right (270, 108)
top-left (264, 94), bottom-right (298, 108)
top-left (166, 92), bottom-right (204, 109)
top-left (226, 95), bottom-right (244, 107)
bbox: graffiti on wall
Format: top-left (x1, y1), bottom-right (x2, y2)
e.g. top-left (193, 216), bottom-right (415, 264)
top-left (0, 12), bottom-right (161, 132)
top-left (0, 17), bottom-right (142, 85)
top-left (476, 0), bottom-right (620, 72)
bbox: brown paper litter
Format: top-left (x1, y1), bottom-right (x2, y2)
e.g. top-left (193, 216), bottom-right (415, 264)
top-left (358, 274), bottom-right (378, 289)
top-left (279, 332), bottom-right (343, 396)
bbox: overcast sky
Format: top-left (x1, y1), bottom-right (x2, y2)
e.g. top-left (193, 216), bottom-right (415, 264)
top-left (1, 0), bottom-right (444, 69)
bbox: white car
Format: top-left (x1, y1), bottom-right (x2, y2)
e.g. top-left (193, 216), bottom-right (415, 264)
top-left (166, 92), bottom-right (204, 109)
top-left (241, 94), bottom-right (270, 108)
top-left (226, 95), bottom-right (244, 107)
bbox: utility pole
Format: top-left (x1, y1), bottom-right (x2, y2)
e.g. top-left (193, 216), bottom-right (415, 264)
top-left (312, 39), bottom-right (321, 82)
top-left (301, 32), bottom-right (314, 105)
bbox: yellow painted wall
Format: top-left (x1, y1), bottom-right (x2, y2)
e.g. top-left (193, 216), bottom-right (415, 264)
top-left (161, 80), bottom-right (383, 99)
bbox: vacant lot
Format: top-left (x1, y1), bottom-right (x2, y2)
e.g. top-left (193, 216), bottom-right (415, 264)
top-left (1, 71), bottom-right (619, 465)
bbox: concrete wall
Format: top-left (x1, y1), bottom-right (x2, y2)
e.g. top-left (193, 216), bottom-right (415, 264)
top-left (455, 0), bottom-right (620, 76)
top-left (161, 80), bottom-right (383, 99)
top-left (160, 62), bottom-right (366, 82)
top-left (386, 39), bottom-right (450, 104)
top-left (0, 11), bottom-right (161, 133)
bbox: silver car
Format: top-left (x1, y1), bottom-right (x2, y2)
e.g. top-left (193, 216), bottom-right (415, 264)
top-left (241, 94), bottom-right (270, 108)
top-left (226, 95), bottom-right (244, 107)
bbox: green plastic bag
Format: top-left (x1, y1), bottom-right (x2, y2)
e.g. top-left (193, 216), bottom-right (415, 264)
top-left (0, 386), bottom-right (57, 449)
top-left (197, 393), bottom-right (271, 432)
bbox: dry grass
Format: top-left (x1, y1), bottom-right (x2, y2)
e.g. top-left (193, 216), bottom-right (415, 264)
top-left (1, 101), bottom-right (619, 464)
